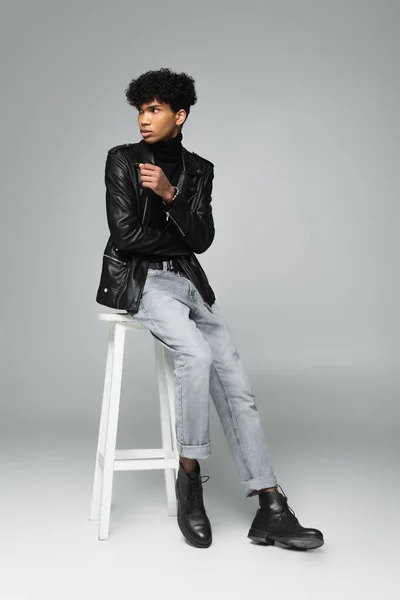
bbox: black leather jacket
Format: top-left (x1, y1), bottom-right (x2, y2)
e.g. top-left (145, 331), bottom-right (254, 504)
top-left (96, 139), bottom-right (216, 313)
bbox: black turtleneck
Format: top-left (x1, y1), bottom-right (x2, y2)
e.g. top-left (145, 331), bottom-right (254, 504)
top-left (151, 130), bottom-right (183, 187)
top-left (143, 130), bottom-right (191, 261)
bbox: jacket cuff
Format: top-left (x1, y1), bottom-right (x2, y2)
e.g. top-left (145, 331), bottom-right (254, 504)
top-left (162, 191), bottom-right (188, 218)
top-left (162, 198), bottom-right (176, 211)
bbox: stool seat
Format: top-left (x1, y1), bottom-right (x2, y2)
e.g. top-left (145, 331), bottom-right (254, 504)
top-left (96, 310), bottom-right (145, 328)
top-left (89, 311), bottom-right (179, 540)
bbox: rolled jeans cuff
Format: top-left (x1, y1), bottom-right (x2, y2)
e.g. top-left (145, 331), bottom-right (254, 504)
top-left (243, 474), bottom-right (278, 498)
top-left (176, 441), bottom-right (211, 459)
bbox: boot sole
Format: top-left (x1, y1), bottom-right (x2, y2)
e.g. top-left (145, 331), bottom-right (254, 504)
top-left (247, 528), bottom-right (324, 550)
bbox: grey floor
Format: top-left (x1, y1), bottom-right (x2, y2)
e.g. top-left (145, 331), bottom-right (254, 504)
top-left (2, 370), bottom-right (398, 600)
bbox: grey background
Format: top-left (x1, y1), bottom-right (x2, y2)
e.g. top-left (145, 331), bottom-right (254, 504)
top-left (1, 1), bottom-right (398, 598)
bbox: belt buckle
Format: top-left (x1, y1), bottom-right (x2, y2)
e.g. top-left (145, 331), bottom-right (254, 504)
top-left (161, 259), bottom-right (175, 271)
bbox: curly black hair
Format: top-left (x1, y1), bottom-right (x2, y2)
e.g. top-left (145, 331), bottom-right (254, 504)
top-left (125, 67), bottom-right (197, 127)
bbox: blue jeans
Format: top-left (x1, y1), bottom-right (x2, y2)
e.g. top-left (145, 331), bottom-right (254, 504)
top-left (128, 265), bottom-right (278, 497)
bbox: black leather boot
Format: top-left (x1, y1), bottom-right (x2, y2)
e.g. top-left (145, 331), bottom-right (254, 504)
top-left (175, 460), bottom-right (212, 548)
top-left (247, 484), bottom-right (324, 550)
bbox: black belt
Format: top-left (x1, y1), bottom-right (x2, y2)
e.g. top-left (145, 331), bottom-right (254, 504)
top-left (148, 258), bottom-right (185, 272)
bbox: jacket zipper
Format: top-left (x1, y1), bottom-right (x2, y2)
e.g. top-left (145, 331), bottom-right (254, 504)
top-left (166, 183), bottom-right (202, 235)
top-left (103, 253), bottom-right (129, 308)
top-left (103, 253), bottom-right (127, 265)
top-left (115, 260), bottom-right (131, 309)
top-left (142, 196), bottom-right (148, 224)
top-left (168, 213), bottom-right (186, 237)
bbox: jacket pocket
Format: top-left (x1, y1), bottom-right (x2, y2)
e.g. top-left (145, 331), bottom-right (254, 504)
top-left (100, 253), bottom-right (129, 292)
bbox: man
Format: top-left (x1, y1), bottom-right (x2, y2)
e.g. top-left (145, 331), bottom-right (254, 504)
top-left (96, 67), bottom-right (324, 551)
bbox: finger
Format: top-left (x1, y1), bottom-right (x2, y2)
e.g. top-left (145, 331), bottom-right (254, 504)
top-left (139, 171), bottom-right (156, 179)
top-left (139, 176), bottom-right (157, 185)
top-left (139, 163), bottom-right (157, 170)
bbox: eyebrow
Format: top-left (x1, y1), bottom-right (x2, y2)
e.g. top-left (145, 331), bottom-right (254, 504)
top-left (140, 104), bottom-right (162, 110)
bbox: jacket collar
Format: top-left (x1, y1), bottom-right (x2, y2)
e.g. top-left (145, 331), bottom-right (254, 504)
top-left (136, 139), bottom-right (203, 176)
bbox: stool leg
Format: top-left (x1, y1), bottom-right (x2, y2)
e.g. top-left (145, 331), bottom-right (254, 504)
top-left (153, 339), bottom-right (178, 516)
top-left (99, 322), bottom-right (126, 540)
top-left (90, 322), bottom-right (116, 522)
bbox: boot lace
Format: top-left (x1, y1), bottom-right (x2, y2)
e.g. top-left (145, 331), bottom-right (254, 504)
top-left (275, 484), bottom-right (297, 522)
top-left (189, 475), bottom-right (210, 508)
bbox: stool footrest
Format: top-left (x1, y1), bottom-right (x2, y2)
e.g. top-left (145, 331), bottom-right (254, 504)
top-left (97, 449), bottom-right (179, 471)
top-left (115, 457), bottom-right (178, 471)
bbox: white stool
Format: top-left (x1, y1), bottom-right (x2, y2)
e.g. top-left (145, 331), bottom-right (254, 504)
top-left (89, 311), bottom-right (179, 540)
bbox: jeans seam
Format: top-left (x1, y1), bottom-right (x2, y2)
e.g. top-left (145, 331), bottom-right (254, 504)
top-left (174, 350), bottom-right (185, 443)
top-left (211, 362), bottom-right (253, 480)
top-left (138, 300), bottom-right (184, 442)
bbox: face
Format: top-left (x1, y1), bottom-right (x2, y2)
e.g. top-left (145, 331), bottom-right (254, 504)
top-left (137, 98), bottom-right (186, 143)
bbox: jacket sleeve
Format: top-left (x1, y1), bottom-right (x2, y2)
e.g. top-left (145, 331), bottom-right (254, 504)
top-left (104, 149), bottom-right (189, 256)
top-left (162, 163), bottom-right (215, 254)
